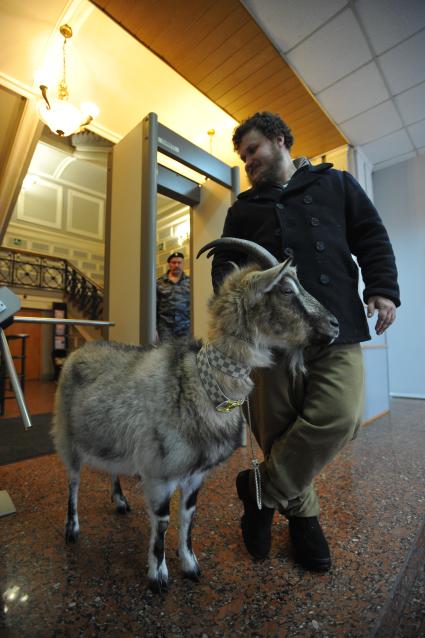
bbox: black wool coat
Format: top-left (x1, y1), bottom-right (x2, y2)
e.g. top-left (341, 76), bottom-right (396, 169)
top-left (211, 162), bottom-right (400, 344)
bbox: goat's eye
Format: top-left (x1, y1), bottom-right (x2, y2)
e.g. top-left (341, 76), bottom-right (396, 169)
top-left (281, 284), bottom-right (295, 295)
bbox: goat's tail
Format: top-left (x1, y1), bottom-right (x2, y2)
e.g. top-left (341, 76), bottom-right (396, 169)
top-left (51, 360), bottom-right (78, 472)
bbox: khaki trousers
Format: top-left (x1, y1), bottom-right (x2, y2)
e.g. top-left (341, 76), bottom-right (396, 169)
top-left (248, 343), bottom-right (364, 517)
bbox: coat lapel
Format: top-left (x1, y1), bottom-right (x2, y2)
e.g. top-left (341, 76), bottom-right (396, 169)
top-left (237, 163), bottom-right (333, 202)
top-left (282, 163), bottom-right (333, 197)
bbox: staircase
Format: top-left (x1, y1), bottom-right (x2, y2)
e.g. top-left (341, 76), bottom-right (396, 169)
top-left (0, 246), bottom-right (105, 348)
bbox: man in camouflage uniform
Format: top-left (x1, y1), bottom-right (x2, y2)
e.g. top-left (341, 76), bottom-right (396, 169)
top-left (156, 251), bottom-right (190, 341)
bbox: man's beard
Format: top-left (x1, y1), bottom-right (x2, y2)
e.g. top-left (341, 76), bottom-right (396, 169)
top-left (247, 147), bottom-right (284, 187)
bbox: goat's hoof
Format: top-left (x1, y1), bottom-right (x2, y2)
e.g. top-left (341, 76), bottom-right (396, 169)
top-left (148, 577), bottom-right (169, 593)
top-left (182, 567), bottom-right (201, 582)
top-left (65, 526), bottom-right (79, 544)
top-left (113, 495), bottom-right (131, 514)
top-left (116, 501), bottom-right (131, 515)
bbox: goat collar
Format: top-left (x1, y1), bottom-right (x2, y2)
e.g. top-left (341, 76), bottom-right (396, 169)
top-left (197, 343), bottom-right (251, 413)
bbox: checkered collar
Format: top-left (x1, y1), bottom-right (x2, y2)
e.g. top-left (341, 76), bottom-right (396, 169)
top-left (197, 343), bottom-right (251, 413)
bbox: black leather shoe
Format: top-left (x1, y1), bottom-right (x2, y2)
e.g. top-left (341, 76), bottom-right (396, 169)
top-left (288, 516), bottom-right (331, 572)
top-left (236, 469), bottom-right (275, 559)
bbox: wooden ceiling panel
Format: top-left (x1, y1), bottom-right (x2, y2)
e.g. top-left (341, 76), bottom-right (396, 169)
top-left (91, 0), bottom-right (346, 158)
top-left (219, 60), bottom-right (286, 110)
top-left (187, 20), bottom-right (258, 86)
top-left (168, 4), bottom-right (245, 67)
top-left (232, 85), bottom-right (315, 124)
top-left (226, 76), bottom-right (304, 116)
top-left (198, 32), bottom-right (272, 95)
top-left (150, 4), bottom-right (222, 50)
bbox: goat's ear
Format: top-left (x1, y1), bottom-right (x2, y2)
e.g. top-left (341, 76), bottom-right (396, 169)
top-left (251, 259), bottom-right (292, 295)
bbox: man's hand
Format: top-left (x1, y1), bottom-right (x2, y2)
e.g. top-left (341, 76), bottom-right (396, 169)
top-left (367, 296), bottom-right (396, 335)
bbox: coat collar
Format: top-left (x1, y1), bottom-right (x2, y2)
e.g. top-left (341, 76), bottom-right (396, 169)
top-left (237, 161), bottom-right (333, 202)
top-left (160, 271), bottom-right (189, 283)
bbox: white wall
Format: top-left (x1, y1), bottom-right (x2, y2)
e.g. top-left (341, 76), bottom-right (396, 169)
top-left (373, 154), bottom-right (425, 398)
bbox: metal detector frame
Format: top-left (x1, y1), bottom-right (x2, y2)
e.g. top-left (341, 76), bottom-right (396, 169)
top-left (139, 113), bottom-right (240, 345)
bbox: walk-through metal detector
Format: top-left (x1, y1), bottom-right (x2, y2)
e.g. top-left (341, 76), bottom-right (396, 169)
top-left (140, 112), bottom-right (239, 344)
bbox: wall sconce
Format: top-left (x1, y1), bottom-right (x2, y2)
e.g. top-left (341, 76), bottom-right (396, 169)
top-left (37, 24), bottom-right (99, 137)
top-left (208, 128), bottom-right (215, 155)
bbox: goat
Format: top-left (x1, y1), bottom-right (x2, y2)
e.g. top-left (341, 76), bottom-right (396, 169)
top-left (52, 238), bottom-right (339, 591)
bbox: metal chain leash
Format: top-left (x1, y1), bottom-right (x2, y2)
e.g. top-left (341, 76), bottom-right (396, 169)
top-left (245, 398), bottom-right (263, 510)
top-left (199, 345), bottom-right (263, 509)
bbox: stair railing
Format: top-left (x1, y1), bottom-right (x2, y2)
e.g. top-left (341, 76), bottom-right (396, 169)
top-left (0, 247), bottom-right (104, 320)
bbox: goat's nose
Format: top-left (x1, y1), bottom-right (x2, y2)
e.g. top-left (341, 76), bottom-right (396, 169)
top-left (330, 318), bottom-right (339, 328)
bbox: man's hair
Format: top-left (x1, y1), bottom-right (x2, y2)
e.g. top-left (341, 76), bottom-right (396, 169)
top-left (232, 112), bottom-right (294, 152)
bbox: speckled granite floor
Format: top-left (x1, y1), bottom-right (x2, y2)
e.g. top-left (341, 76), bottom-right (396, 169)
top-left (0, 398), bottom-right (424, 638)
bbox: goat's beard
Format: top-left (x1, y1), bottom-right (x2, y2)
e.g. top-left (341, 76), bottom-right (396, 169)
top-left (287, 347), bottom-right (307, 377)
top-left (246, 146), bottom-right (285, 187)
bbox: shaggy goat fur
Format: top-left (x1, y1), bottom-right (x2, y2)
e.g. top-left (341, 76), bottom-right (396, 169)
top-left (52, 256), bottom-right (338, 591)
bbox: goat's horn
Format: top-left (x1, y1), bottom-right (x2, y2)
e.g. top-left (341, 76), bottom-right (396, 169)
top-left (196, 238), bottom-right (278, 268)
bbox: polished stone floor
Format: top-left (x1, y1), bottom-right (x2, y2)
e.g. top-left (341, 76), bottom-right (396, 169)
top-left (0, 398), bottom-right (424, 637)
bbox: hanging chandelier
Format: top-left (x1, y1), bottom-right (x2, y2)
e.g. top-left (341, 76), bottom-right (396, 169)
top-left (37, 24), bottom-right (99, 137)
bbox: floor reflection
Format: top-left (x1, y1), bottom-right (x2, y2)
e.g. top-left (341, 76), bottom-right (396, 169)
top-left (0, 398), bottom-right (424, 637)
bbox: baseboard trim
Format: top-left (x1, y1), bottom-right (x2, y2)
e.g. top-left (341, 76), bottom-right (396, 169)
top-left (390, 393), bottom-right (425, 400)
top-left (362, 410), bottom-right (390, 427)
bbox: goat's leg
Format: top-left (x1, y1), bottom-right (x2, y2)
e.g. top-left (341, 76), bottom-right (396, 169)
top-left (65, 466), bottom-right (81, 543)
top-left (111, 475), bottom-right (131, 514)
top-left (178, 472), bottom-right (205, 581)
top-left (144, 478), bottom-right (177, 592)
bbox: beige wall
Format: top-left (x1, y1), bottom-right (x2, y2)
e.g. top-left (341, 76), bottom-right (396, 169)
top-left (107, 122), bottom-right (143, 344)
top-left (310, 144), bottom-right (349, 170)
top-left (191, 180), bottom-right (233, 340)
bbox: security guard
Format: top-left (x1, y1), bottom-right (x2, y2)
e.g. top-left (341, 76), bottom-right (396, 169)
top-left (156, 251), bottom-right (190, 341)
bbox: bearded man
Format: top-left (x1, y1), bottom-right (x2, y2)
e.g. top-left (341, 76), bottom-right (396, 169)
top-left (211, 112), bottom-right (400, 571)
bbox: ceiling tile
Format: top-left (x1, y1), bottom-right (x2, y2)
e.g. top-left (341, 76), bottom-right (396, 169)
top-left (340, 101), bottom-right (403, 145)
top-left (241, 0), bottom-right (347, 53)
top-left (317, 62), bottom-right (389, 123)
top-left (378, 30), bottom-right (425, 95)
top-left (287, 8), bottom-right (372, 93)
top-left (355, 0), bottom-right (425, 55)
top-left (408, 120), bottom-right (425, 148)
top-left (373, 151), bottom-right (417, 172)
top-left (361, 129), bottom-right (414, 165)
top-left (394, 82), bottom-right (425, 125)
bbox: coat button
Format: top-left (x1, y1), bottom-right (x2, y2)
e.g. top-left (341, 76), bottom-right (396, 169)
top-left (319, 274), bottom-right (330, 285)
top-left (303, 195), bottom-right (313, 204)
top-left (274, 228), bottom-right (282, 237)
top-left (310, 217), bottom-right (320, 226)
top-left (284, 247), bottom-right (294, 257)
top-left (315, 241), bottom-right (325, 252)
top-left (276, 203), bottom-right (284, 210)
